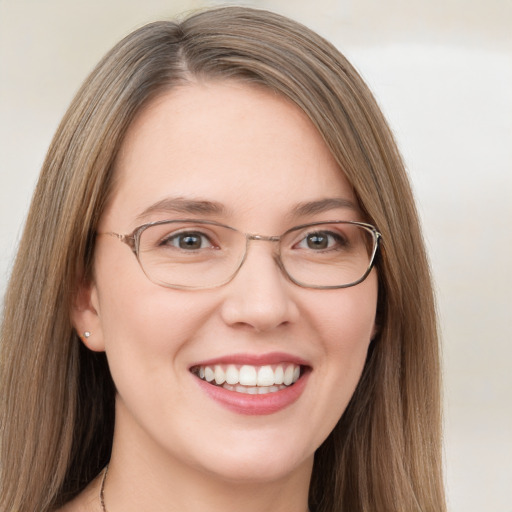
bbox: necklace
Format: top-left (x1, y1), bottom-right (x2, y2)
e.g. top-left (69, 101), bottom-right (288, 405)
top-left (99, 464), bottom-right (109, 512)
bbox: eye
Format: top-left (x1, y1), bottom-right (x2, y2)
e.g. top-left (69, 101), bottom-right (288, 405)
top-left (296, 231), bottom-right (346, 251)
top-left (162, 231), bottom-right (213, 250)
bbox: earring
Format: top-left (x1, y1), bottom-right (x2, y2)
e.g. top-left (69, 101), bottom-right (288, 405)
top-left (83, 331), bottom-right (91, 339)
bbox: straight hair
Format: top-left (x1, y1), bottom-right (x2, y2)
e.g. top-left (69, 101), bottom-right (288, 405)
top-left (0, 7), bottom-right (445, 511)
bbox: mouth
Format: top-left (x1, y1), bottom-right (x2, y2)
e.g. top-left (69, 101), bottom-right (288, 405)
top-left (190, 363), bottom-right (304, 395)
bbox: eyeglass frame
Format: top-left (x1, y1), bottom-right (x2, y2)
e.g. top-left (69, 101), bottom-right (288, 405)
top-left (98, 219), bottom-right (382, 290)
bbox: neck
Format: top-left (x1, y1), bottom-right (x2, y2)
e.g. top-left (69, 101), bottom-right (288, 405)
top-left (103, 406), bottom-right (313, 512)
top-left (103, 457), bottom-right (312, 512)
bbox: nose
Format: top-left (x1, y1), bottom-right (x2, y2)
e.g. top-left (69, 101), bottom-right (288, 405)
top-left (219, 241), bottom-right (300, 332)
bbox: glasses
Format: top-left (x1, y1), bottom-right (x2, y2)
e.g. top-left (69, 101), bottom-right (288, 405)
top-left (100, 219), bottom-right (381, 290)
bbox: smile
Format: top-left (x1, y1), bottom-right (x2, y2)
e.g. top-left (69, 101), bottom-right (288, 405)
top-left (191, 363), bottom-right (302, 395)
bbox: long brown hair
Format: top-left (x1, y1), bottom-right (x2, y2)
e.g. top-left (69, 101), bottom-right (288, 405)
top-left (0, 7), bottom-right (445, 511)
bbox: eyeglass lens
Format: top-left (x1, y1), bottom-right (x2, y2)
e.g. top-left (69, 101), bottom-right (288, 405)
top-left (135, 221), bottom-right (377, 289)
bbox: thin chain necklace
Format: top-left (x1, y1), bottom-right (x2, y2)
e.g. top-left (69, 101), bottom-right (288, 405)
top-left (99, 464), bottom-right (109, 512)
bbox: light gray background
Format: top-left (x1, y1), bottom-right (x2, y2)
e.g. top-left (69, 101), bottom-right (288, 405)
top-left (1, 1), bottom-right (511, 510)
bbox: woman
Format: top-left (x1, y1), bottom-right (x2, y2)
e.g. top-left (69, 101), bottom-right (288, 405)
top-left (0, 6), bottom-right (445, 512)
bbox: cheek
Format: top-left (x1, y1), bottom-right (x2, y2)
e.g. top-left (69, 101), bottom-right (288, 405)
top-left (305, 274), bottom-right (378, 403)
top-left (92, 245), bottom-right (207, 372)
top-left (310, 274), bottom-right (378, 352)
top-left (94, 278), bottom-right (215, 423)
top-left (98, 284), bottom-right (201, 359)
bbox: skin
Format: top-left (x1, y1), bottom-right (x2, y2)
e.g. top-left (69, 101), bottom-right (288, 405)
top-left (69, 81), bottom-right (378, 512)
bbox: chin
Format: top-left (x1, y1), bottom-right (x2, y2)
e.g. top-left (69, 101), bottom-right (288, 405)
top-left (181, 430), bottom-right (316, 485)
top-left (198, 454), bottom-right (313, 485)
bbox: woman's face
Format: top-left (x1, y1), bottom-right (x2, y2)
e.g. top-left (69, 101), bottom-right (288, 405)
top-left (76, 81), bottom-right (378, 484)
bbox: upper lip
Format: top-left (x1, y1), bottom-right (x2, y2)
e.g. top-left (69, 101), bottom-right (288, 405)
top-left (189, 352), bottom-right (311, 369)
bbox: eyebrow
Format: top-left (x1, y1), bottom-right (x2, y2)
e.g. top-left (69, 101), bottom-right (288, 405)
top-left (136, 196), bottom-right (358, 223)
top-left (136, 197), bottom-right (227, 221)
top-left (290, 197), bottom-right (359, 217)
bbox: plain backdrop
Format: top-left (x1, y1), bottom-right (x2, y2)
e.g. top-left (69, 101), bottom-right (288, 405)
top-left (1, 0), bottom-right (511, 510)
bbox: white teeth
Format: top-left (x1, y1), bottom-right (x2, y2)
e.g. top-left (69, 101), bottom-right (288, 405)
top-left (257, 365), bottom-right (275, 386)
top-left (204, 366), bottom-right (215, 382)
top-left (239, 365), bottom-right (257, 386)
top-left (274, 365), bottom-right (284, 385)
top-left (195, 362), bottom-right (303, 391)
top-left (259, 385), bottom-right (279, 394)
top-left (223, 383), bottom-right (287, 394)
top-left (283, 365), bottom-right (295, 385)
top-left (214, 365), bottom-right (226, 385)
top-left (225, 364), bottom-right (239, 385)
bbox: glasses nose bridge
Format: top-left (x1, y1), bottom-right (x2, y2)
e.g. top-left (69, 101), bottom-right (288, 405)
top-left (247, 233), bottom-right (281, 243)
top-left (241, 232), bottom-right (283, 264)
top-left (234, 233), bottom-right (286, 284)
top-left (244, 233), bottom-right (283, 257)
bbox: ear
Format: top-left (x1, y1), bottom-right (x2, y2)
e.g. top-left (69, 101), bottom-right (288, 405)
top-left (71, 280), bottom-right (106, 352)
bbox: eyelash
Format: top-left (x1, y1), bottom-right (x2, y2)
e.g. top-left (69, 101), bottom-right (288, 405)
top-left (294, 231), bottom-right (348, 251)
top-left (160, 231), bottom-right (216, 250)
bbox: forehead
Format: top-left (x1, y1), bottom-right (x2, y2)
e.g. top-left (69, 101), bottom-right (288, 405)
top-left (105, 81), bottom-right (358, 230)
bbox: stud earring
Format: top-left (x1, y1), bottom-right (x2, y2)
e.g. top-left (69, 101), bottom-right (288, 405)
top-left (83, 331), bottom-right (91, 339)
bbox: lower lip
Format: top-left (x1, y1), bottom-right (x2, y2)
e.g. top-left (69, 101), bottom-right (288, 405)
top-left (194, 372), bottom-right (310, 415)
